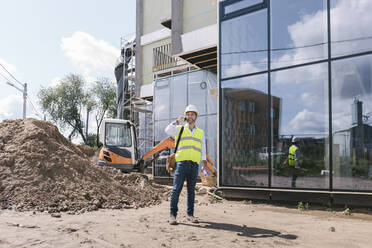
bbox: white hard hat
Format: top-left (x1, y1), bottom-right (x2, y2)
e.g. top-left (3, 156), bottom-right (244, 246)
top-left (292, 137), bottom-right (299, 143)
top-left (184, 104), bottom-right (198, 116)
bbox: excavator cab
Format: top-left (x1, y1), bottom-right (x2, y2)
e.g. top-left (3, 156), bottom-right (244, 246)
top-left (97, 119), bottom-right (139, 172)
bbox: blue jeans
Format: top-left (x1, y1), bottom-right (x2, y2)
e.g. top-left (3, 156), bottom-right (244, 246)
top-left (170, 161), bottom-right (199, 217)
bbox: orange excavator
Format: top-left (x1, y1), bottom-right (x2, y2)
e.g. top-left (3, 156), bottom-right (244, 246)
top-left (97, 119), bottom-right (216, 175)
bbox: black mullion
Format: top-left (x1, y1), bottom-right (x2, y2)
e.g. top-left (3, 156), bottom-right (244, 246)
top-left (331, 50), bottom-right (372, 62)
top-left (327, 0), bottom-right (333, 192)
top-left (218, 0), bottom-right (223, 186)
top-left (221, 2), bottom-right (267, 21)
top-left (222, 58), bottom-right (328, 82)
top-left (267, 0), bottom-right (271, 188)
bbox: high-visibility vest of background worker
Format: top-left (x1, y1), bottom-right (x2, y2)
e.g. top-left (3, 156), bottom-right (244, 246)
top-left (288, 136), bottom-right (300, 188)
top-left (164, 104), bottom-right (206, 225)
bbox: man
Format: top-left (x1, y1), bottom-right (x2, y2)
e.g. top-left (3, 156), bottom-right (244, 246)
top-left (165, 104), bottom-right (207, 225)
top-left (288, 137), bottom-right (300, 188)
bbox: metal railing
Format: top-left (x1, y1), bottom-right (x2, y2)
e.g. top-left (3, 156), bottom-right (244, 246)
top-left (153, 43), bottom-right (180, 72)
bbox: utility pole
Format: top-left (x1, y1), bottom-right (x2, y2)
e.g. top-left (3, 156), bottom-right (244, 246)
top-left (6, 81), bottom-right (27, 119)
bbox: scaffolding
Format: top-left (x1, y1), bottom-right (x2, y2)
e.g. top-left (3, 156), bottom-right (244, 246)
top-left (115, 37), bottom-right (153, 159)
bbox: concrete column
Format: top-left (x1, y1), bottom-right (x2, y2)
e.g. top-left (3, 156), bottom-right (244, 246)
top-left (171, 0), bottom-right (183, 55)
top-left (135, 0), bottom-right (143, 97)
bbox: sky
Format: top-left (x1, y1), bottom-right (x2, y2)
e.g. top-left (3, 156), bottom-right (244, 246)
top-left (0, 0), bottom-right (135, 127)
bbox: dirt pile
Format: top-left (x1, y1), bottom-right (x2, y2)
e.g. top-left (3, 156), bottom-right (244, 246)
top-left (0, 118), bottom-right (167, 213)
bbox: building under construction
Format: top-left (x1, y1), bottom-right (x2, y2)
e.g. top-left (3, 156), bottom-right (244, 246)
top-left (117, 0), bottom-right (372, 206)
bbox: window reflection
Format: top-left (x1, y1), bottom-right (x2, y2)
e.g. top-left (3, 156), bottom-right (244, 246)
top-left (224, 0), bottom-right (263, 15)
top-left (188, 71), bottom-right (207, 116)
top-left (153, 70), bottom-right (218, 177)
top-left (105, 123), bottom-right (132, 147)
top-left (221, 9), bottom-right (267, 79)
top-left (154, 78), bottom-right (170, 121)
top-left (331, 0), bottom-right (372, 57)
top-left (221, 74), bottom-right (269, 187)
top-left (171, 74), bottom-right (187, 119)
top-left (271, 0), bottom-right (327, 69)
top-left (271, 63), bottom-right (329, 189)
top-left (332, 55), bottom-right (372, 190)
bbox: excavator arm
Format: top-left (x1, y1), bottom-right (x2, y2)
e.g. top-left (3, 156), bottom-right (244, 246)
top-left (141, 137), bottom-right (175, 161)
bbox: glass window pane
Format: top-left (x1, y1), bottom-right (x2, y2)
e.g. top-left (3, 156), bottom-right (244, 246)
top-left (221, 73), bottom-right (269, 187)
top-left (206, 71), bottom-right (218, 115)
top-left (154, 78), bottom-right (170, 121)
top-left (105, 123), bottom-right (132, 147)
top-left (207, 114), bottom-right (218, 168)
top-left (332, 55), bottom-right (372, 190)
top-left (138, 104), bottom-right (153, 157)
top-left (221, 9), bottom-right (268, 79)
top-left (171, 74), bottom-right (188, 119)
top-left (224, 0), bottom-right (263, 15)
top-left (271, 63), bottom-right (329, 189)
top-left (188, 71), bottom-right (207, 116)
top-left (331, 0), bottom-right (372, 57)
top-left (271, 0), bottom-right (327, 69)
top-left (153, 120), bottom-right (171, 177)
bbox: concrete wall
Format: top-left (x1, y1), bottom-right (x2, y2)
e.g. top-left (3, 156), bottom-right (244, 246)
top-left (142, 38), bottom-right (171, 85)
top-left (143, 0), bottom-right (171, 35)
top-left (140, 0), bottom-right (218, 86)
top-left (183, 0), bottom-right (217, 33)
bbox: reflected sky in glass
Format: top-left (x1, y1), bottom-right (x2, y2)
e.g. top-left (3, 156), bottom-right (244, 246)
top-left (221, 9), bottom-right (267, 79)
top-left (332, 54), bottom-right (372, 132)
top-left (331, 0), bottom-right (372, 57)
top-left (271, 63), bottom-right (328, 137)
top-left (224, 0), bottom-right (263, 15)
top-left (271, 0), bottom-right (327, 69)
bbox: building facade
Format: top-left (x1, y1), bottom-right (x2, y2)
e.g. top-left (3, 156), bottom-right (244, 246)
top-left (136, 0), bottom-right (219, 177)
top-left (219, 0), bottom-right (372, 205)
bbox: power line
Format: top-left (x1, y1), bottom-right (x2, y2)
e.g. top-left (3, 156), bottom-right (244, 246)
top-left (0, 61), bottom-right (24, 87)
top-left (26, 95), bottom-right (43, 118)
top-left (0, 71), bottom-right (12, 83)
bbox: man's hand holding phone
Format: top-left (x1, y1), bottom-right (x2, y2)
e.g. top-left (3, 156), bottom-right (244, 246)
top-left (175, 115), bottom-right (187, 125)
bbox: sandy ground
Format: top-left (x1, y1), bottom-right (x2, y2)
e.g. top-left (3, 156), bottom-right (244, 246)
top-left (1, 188), bottom-right (372, 248)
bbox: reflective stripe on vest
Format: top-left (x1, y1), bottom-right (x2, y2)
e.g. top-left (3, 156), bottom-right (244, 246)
top-left (175, 125), bottom-right (204, 164)
top-left (288, 145), bottom-right (298, 166)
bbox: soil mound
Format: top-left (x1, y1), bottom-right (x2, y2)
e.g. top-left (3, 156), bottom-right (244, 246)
top-left (0, 118), bottom-right (166, 213)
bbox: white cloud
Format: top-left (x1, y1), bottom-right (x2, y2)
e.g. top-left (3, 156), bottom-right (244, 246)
top-left (222, 59), bottom-right (265, 79)
top-left (0, 94), bottom-right (23, 121)
top-left (49, 77), bottom-right (62, 87)
top-left (289, 109), bottom-right (326, 134)
top-left (301, 92), bottom-right (324, 108)
top-left (274, 0), bottom-right (372, 85)
top-left (0, 58), bottom-right (17, 76)
top-left (61, 31), bottom-right (119, 81)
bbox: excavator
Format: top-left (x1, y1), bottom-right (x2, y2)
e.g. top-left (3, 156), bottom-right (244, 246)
top-left (97, 118), bottom-right (216, 175)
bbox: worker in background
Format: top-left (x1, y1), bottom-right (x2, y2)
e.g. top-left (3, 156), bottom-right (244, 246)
top-left (165, 104), bottom-right (207, 225)
top-left (288, 137), bottom-right (300, 188)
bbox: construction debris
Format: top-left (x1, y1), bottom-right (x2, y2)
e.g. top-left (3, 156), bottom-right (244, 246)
top-left (0, 118), bottom-right (167, 213)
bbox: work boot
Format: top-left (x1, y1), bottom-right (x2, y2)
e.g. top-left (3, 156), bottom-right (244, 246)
top-left (169, 216), bottom-right (178, 225)
top-left (187, 216), bottom-right (199, 223)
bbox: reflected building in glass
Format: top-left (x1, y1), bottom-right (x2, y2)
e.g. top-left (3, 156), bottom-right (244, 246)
top-left (218, 0), bottom-right (372, 205)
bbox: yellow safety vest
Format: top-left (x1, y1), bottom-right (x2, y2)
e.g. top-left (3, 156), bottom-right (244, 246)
top-left (288, 145), bottom-right (299, 166)
top-left (175, 125), bottom-right (204, 164)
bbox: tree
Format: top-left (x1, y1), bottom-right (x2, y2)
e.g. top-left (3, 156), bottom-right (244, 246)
top-left (90, 78), bottom-right (117, 147)
top-left (38, 74), bottom-right (90, 144)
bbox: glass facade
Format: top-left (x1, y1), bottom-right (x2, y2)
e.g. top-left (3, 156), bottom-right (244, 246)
top-left (153, 70), bottom-right (218, 177)
top-left (219, 0), bottom-right (372, 192)
top-left (221, 9), bottom-right (267, 79)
